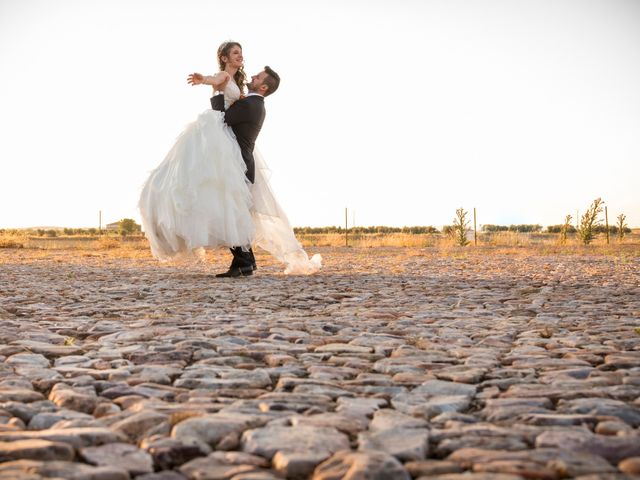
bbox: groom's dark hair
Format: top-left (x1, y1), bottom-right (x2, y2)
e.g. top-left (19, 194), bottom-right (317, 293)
top-left (263, 66), bottom-right (280, 97)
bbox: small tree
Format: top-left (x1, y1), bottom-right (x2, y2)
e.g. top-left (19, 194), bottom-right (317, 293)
top-left (560, 215), bottom-right (572, 244)
top-left (617, 214), bottom-right (628, 241)
top-left (452, 208), bottom-right (470, 246)
top-left (119, 218), bottom-right (141, 236)
top-left (577, 198), bottom-right (604, 245)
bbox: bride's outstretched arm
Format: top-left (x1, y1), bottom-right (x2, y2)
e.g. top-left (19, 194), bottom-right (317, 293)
top-left (187, 72), bottom-right (230, 90)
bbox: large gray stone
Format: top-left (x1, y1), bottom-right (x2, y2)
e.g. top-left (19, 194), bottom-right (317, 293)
top-left (0, 459), bottom-right (130, 480)
top-left (312, 450), bottom-right (411, 480)
top-left (172, 415), bottom-right (251, 453)
top-left (111, 410), bottom-right (170, 442)
top-left (358, 428), bottom-right (429, 461)
top-left (0, 439), bottom-right (74, 462)
top-left (557, 398), bottom-right (640, 427)
top-left (80, 443), bottom-right (154, 475)
top-left (241, 425), bottom-right (349, 460)
top-left (273, 450), bottom-right (331, 479)
top-left (0, 427), bottom-right (126, 449)
top-left (369, 409), bottom-right (428, 431)
top-left (536, 429), bottom-right (640, 464)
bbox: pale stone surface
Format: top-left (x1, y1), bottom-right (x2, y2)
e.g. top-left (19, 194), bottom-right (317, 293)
top-left (369, 408), bottom-right (429, 431)
top-left (179, 456), bottom-right (260, 480)
top-left (111, 410), bottom-right (170, 442)
top-left (0, 439), bottom-right (74, 462)
top-left (0, 427), bottom-right (127, 449)
top-left (313, 449), bottom-right (411, 480)
top-left (358, 427), bottom-right (430, 461)
top-left (1, 246), bottom-right (640, 478)
top-left (241, 425), bottom-right (350, 460)
top-left (80, 442), bottom-right (154, 475)
top-left (536, 429), bottom-right (640, 463)
top-left (273, 450), bottom-right (331, 478)
top-left (171, 415), bottom-right (253, 452)
top-left (48, 383), bottom-right (99, 414)
top-left (0, 459), bottom-right (130, 480)
top-left (405, 460), bottom-right (464, 476)
top-left (619, 456), bottom-right (640, 475)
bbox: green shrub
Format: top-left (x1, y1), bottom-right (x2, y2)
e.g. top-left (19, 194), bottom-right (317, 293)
top-left (577, 198), bottom-right (604, 245)
top-left (451, 208), bottom-right (470, 246)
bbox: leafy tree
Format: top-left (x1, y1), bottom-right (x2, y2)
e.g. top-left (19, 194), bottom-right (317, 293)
top-left (118, 218), bottom-right (141, 236)
top-left (577, 198), bottom-right (604, 245)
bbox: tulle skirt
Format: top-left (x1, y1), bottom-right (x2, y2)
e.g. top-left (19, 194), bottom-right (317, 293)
top-left (139, 110), bottom-right (321, 275)
top-left (139, 110), bottom-right (255, 259)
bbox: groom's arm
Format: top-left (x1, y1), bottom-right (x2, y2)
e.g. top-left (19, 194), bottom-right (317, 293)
top-left (224, 100), bottom-right (253, 126)
top-left (210, 94), bottom-right (225, 112)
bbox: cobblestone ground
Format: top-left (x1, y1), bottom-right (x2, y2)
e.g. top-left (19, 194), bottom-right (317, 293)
top-left (1, 246), bottom-right (639, 480)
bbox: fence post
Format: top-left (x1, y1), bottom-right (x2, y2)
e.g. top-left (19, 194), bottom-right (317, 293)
top-left (605, 206), bottom-right (609, 244)
top-left (345, 208), bottom-right (348, 247)
top-left (474, 207), bottom-right (477, 246)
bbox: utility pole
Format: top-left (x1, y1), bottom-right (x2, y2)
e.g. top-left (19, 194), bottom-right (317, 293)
top-left (345, 208), bottom-right (348, 247)
top-left (473, 207), bottom-right (477, 246)
top-left (605, 206), bottom-right (610, 244)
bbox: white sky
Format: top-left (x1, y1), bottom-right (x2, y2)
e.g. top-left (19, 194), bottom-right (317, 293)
top-left (1, 0), bottom-right (639, 229)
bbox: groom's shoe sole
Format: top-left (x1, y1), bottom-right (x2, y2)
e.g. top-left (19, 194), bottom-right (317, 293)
top-left (215, 267), bottom-right (254, 278)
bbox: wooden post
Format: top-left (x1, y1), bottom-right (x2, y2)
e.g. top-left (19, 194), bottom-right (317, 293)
top-left (345, 208), bottom-right (348, 247)
top-left (605, 206), bottom-right (609, 244)
top-left (473, 207), bottom-right (477, 246)
top-left (99, 210), bottom-right (102, 234)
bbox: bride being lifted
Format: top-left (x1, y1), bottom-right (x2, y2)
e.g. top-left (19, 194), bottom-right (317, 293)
top-left (138, 40), bottom-right (321, 276)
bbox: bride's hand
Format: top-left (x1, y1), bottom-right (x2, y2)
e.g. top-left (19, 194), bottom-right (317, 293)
top-left (187, 73), bottom-right (204, 85)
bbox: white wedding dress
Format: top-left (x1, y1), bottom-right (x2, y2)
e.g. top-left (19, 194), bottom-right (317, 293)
top-left (139, 81), bottom-right (321, 275)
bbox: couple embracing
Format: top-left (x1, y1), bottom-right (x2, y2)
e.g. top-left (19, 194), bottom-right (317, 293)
top-left (139, 41), bottom-right (321, 277)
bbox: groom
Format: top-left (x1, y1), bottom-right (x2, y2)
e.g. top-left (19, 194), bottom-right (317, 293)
top-left (213, 67), bottom-right (280, 278)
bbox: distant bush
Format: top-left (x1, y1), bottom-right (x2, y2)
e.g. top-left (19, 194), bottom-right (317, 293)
top-left (294, 226), bottom-right (440, 234)
top-left (547, 224), bottom-right (577, 234)
top-left (592, 225), bottom-right (631, 234)
top-left (510, 224), bottom-right (542, 233)
top-left (482, 225), bottom-right (510, 232)
top-left (483, 224), bottom-right (542, 233)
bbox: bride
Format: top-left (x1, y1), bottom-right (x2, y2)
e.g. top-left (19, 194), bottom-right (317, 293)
top-left (138, 41), bottom-right (321, 275)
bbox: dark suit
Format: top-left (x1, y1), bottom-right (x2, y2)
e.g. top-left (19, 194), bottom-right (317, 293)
top-left (210, 93), bottom-right (266, 270)
top-left (210, 94), bottom-right (265, 184)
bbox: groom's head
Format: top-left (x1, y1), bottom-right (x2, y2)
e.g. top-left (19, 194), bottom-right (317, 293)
top-left (247, 66), bottom-right (280, 97)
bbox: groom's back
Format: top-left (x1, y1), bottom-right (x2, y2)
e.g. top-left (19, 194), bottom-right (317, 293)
top-left (225, 96), bottom-right (266, 183)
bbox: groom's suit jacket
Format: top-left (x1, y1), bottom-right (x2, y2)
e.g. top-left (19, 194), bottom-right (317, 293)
top-left (211, 94), bottom-right (265, 184)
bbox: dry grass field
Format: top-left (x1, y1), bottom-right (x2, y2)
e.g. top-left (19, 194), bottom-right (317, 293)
top-left (1, 230), bottom-right (639, 258)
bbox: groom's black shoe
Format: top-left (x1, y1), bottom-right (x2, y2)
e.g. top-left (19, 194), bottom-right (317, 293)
top-left (215, 265), bottom-right (254, 278)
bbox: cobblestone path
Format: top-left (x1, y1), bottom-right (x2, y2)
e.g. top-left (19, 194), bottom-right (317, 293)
top-left (1, 247), bottom-right (639, 479)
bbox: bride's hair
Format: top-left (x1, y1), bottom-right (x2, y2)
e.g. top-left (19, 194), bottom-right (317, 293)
top-left (217, 41), bottom-right (246, 94)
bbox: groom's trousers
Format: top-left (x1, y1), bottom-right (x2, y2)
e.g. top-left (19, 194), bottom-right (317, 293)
top-left (230, 247), bottom-right (256, 270)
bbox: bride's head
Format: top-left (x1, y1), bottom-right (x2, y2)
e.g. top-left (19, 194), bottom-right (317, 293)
top-left (217, 41), bottom-right (246, 93)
